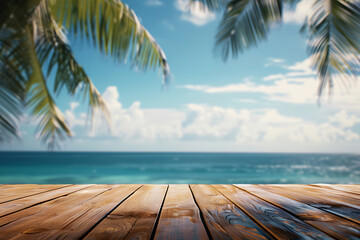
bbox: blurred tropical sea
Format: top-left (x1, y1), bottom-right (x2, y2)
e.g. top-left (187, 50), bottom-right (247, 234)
top-left (0, 152), bottom-right (358, 184)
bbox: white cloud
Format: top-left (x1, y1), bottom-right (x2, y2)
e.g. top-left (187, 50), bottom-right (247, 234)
top-left (264, 58), bottom-right (315, 80)
top-left (181, 57), bottom-right (360, 110)
top-left (181, 105), bottom-right (358, 143)
top-left (287, 57), bottom-right (314, 74)
top-left (259, 110), bottom-right (302, 124)
top-left (146, 0), bottom-right (163, 6)
top-left (183, 104), bottom-right (251, 140)
top-left (265, 58), bottom-right (285, 67)
top-left (283, 0), bottom-right (315, 24)
top-left (263, 74), bottom-right (285, 81)
top-left (68, 86), bottom-right (185, 141)
top-left (175, 0), bottom-right (216, 26)
top-left (70, 102), bottom-right (79, 111)
top-left (65, 86), bottom-right (360, 149)
top-left (269, 58), bottom-right (285, 63)
top-left (181, 105), bottom-right (359, 143)
top-left (181, 77), bottom-right (318, 104)
top-left (329, 111), bottom-right (360, 128)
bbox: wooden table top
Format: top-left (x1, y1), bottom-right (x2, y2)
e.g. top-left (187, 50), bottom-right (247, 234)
top-left (0, 184), bottom-right (359, 239)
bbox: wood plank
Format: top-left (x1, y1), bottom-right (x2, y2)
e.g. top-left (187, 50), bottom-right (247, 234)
top-left (0, 185), bottom-right (69, 204)
top-left (154, 185), bottom-right (208, 240)
top-left (0, 184), bottom-right (359, 239)
top-left (214, 185), bottom-right (332, 240)
top-left (0, 184), bottom-right (92, 217)
top-left (84, 184), bottom-right (167, 240)
top-left (0, 185), bottom-right (37, 190)
top-left (236, 184), bottom-right (360, 240)
top-left (0, 185), bottom-right (114, 234)
top-left (190, 184), bottom-right (271, 240)
top-left (260, 185), bottom-right (360, 224)
top-left (0, 184), bottom-right (64, 194)
top-left (311, 184), bottom-right (360, 195)
top-left (0, 184), bottom-right (141, 240)
top-left (0, 185), bottom-right (25, 190)
top-left (273, 185), bottom-right (360, 207)
top-left (266, 184), bottom-right (360, 209)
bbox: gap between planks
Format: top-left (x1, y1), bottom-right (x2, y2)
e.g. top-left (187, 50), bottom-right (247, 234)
top-left (0, 185), bottom-right (359, 240)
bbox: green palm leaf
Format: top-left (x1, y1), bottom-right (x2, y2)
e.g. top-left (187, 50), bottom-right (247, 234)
top-left (28, 0), bottom-right (108, 148)
top-left (215, 0), bottom-right (283, 60)
top-left (0, 35), bottom-right (29, 141)
top-left (303, 0), bottom-right (360, 96)
top-left (0, 0), bottom-right (170, 149)
top-left (50, 0), bottom-right (170, 83)
top-left (36, 7), bottom-right (110, 124)
top-left (195, 0), bottom-right (360, 97)
top-left (25, 16), bottom-right (71, 149)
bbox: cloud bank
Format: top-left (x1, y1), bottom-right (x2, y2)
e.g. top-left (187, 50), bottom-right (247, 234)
top-left (181, 57), bottom-right (360, 110)
top-left (64, 86), bottom-right (360, 151)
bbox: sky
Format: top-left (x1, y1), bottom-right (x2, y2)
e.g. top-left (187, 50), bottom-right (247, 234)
top-left (2, 0), bottom-right (360, 152)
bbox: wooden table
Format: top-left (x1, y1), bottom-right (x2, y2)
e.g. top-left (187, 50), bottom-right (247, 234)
top-left (0, 184), bottom-right (359, 239)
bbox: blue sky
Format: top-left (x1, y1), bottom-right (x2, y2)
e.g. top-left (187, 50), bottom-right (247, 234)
top-left (2, 0), bottom-right (360, 152)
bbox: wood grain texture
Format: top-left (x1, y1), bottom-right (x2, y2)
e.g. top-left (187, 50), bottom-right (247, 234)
top-left (0, 184), bottom-right (91, 217)
top-left (275, 185), bottom-right (360, 207)
top-left (155, 185), bottom-right (208, 240)
top-left (190, 184), bottom-right (270, 240)
top-left (236, 184), bottom-right (360, 239)
top-left (0, 185), bottom-right (140, 240)
top-left (0, 184), bottom-right (359, 239)
top-left (84, 185), bottom-right (167, 240)
top-left (0, 185), bottom-right (26, 190)
top-left (311, 184), bottom-right (360, 195)
top-left (260, 185), bottom-right (360, 224)
top-left (0, 185), bottom-right (69, 204)
top-left (214, 185), bottom-right (332, 240)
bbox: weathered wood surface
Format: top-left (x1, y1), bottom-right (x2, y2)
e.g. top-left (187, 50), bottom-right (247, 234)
top-left (236, 185), bottom-right (360, 239)
top-left (258, 185), bottom-right (360, 224)
top-left (0, 184), bottom-right (359, 240)
top-left (0, 185), bottom-right (140, 240)
top-left (0, 185), bottom-right (70, 204)
top-left (85, 185), bottom-right (166, 240)
top-left (214, 184), bottom-right (333, 240)
top-left (0, 185), bottom-right (91, 218)
top-left (311, 184), bottom-right (360, 195)
top-left (155, 185), bottom-right (208, 240)
top-left (190, 184), bottom-right (270, 240)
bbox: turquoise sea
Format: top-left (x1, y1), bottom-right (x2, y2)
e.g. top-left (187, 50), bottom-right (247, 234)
top-left (0, 152), bottom-right (359, 184)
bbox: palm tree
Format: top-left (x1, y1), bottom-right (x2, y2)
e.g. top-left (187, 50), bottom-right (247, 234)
top-left (0, 0), bottom-right (170, 149)
top-left (192, 0), bottom-right (360, 97)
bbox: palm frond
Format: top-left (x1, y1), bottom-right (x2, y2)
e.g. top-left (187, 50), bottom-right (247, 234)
top-left (303, 0), bottom-right (360, 96)
top-left (25, 3), bottom-right (71, 150)
top-left (35, 5), bottom-right (110, 124)
top-left (26, 36), bottom-right (71, 149)
top-left (0, 0), bottom-right (171, 149)
top-left (0, 49), bottom-right (24, 140)
top-left (215, 0), bottom-right (283, 60)
top-left (0, 0), bottom-right (43, 141)
top-left (0, 24), bottom-right (30, 141)
top-left (28, 0), bottom-right (111, 148)
top-left (0, 0), bottom-right (41, 30)
top-left (50, 0), bottom-right (170, 84)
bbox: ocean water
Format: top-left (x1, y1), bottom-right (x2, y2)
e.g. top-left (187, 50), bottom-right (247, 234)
top-left (0, 152), bottom-right (359, 184)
